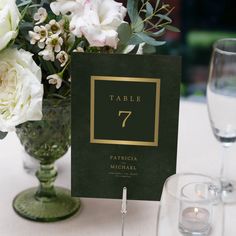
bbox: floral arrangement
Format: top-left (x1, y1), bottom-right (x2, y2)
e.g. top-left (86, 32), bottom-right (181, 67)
top-left (0, 0), bottom-right (178, 135)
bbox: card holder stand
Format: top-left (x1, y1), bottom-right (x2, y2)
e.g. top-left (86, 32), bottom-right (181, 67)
top-left (121, 187), bottom-right (127, 236)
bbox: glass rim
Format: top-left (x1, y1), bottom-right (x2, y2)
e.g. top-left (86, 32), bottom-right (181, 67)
top-left (164, 173), bottom-right (219, 204)
top-left (214, 38), bottom-right (236, 55)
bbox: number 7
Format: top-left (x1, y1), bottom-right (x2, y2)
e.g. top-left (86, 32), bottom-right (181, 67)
top-left (118, 111), bottom-right (132, 128)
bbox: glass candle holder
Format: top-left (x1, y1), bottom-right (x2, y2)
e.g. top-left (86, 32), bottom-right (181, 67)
top-left (179, 182), bottom-right (215, 235)
top-left (157, 173), bottom-right (223, 236)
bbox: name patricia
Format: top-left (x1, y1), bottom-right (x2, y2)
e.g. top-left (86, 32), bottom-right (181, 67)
top-left (110, 155), bottom-right (138, 161)
top-left (110, 155), bottom-right (138, 171)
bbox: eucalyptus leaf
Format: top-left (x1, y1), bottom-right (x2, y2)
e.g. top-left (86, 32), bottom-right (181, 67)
top-left (0, 132), bottom-right (7, 140)
top-left (127, 0), bottom-right (139, 25)
top-left (128, 32), bottom-right (166, 46)
top-left (29, 4), bottom-right (41, 8)
top-left (143, 44), bottom-right (156, 54)
top-left (128, 34), bottom-right (144, 46)
top-left (17, 0), bottom-right (32, 7)
top-left (20, 2), bottom-right (32, 20)
top-left (140, 9), bottom-right (147, 14)
top-left (20, 21), bottom-right (34, 30)
top-left (117, 23), bottom-right (132, 45)
top-left (155, 0), bottom-right (160, 10)
top-left (19, 22), bottom-right (34, 40)
top-left (133, 17), bottom-right (144, 33)
top-left (146, 2), bottom-right (154, 18)
top-left (157, 14), bottom-right (172, 22)
top-left (165, 25), bottom-right (180, 32)
top-left (148, 28), bottom-right (166, 37)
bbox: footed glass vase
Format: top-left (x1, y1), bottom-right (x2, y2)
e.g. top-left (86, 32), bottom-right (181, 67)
top-left (13, 99), bottom-right (80, 222)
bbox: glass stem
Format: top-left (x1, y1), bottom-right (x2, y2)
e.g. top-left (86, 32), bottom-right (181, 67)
top-left (35, 162), bottom-right (57, 201)
top-left (220, 144), bottom-right (229, 181)
top-left (221, 203), bottom-right (225, 236)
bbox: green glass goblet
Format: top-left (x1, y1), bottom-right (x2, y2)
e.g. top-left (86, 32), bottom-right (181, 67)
top-left (13, 99), bottom-right (80, 222)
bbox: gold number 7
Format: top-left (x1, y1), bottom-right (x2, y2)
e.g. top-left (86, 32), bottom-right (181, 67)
top-left (118, 111), bottom-right (132, 128)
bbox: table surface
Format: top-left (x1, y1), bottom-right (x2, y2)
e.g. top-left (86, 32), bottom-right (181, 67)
top-left (1, 100), bottom-right (236, 236)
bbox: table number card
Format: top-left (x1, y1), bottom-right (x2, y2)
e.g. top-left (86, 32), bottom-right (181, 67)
top-left (90, 76), bottom-right (160, 147)
top-left (71, 53), bottom-right (181, 201)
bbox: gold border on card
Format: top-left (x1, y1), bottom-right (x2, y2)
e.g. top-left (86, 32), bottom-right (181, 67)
top-left (90, 76), bottom-right (161, 147)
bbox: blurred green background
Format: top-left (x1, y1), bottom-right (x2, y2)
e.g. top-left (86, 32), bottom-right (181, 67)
top-left (154, 0), bottom-right (236, 98)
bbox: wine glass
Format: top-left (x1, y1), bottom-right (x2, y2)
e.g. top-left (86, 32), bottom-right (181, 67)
top-left (207, 38), bottom-right (236, 202)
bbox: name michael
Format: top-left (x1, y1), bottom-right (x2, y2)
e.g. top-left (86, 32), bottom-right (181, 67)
top-left (110, 164), bottom-right (137, 171)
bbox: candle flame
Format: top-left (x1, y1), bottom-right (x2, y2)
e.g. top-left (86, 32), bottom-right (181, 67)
top-left (194, 208), bottom-right (199, 215)
top-left (197, 190), bottom-right (202, 197)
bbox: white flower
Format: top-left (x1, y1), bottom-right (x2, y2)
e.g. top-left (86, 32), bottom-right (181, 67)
top-left (73, 46), bottom-right (84, 53)
top-left (0, 0), bottom-right (21, 51)
top-left (38, 48), bottom-right (55, 62)
top-left (34, 7), bottom-right (48, 25)
top-left (56, 51), bottom-right (69, 67)
top-left (46, 34), bottom-right (63, 53)
top-left (50, 0), bottom-right (127, 49)
top-left (46, 20), bottom-right (62, 35)
top-left (29, 26), bottom-right (48, 49)
top-left (46, 74), bottom-right (62, 89)
top-left (123, 43), bottom-right (145, 55)
top-left (29, 31), bottom-right (40, 45)
top-left (50, 0), bottom-right (83, 16)
top-left (0, 48), bottom-right (43, 132)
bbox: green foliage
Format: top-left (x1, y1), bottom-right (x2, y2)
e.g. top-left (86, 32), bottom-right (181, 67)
top-left (117, 23), bottom-right (132, 45)
top-left (146, 2), bottom-right (154, 17)
top-left (142, 44), bottom-right (156, 54)
top-left (14, 0), bottom-right (180, 100)
top-left (128, 32), bottom-right (166, 46)
top-left (127, 0), bottom-right (139, 25)
top-left (117, 0), bottom-right (180, 53)
top-left (17, 0), bottom-right (32, 8)
top-left (0, 132), bottom-right (7, 140)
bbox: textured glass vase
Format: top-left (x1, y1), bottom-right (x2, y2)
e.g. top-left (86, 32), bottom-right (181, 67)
top-left (13, 99), bottom-right (80, 222)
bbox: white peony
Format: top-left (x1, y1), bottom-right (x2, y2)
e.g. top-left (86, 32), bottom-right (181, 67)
top-left (51, 0), bottom-right (127, 49)
top-left (0, 48), bottom-right (44, 132)
top-left (0, 0), bottom-right (21, 51)
top-left (50, 0), bottom-right (83, 16)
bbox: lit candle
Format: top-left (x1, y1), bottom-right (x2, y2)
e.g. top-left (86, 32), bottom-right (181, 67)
top-left (180, 207), bottom-right (211, 232)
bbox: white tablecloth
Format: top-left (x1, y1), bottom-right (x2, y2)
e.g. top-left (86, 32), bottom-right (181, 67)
top-left (1, 100), bottom-right (236, 236)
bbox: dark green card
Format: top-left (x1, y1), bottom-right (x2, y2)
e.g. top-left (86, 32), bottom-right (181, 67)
top-left (71, 53), bottom-right (181, 201)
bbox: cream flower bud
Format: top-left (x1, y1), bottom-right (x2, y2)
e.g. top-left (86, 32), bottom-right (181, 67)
top-left (38, 48), bottom-right (55, 62)
top-left (34, 7), bottom-right (48, 25)
top-left (46, 74), bottom-right (62, 89)
top-left (73, 46), bottom-right (84, 53)
top-left (56, 51), bottom-right (69, 67)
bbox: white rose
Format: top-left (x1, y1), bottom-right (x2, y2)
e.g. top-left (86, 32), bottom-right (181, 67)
top-left (0, 0), bottom-right (21, 51)
top-left (51, 0), bottom-right (127, 49)
top-left (0, 48), bottom-right (44, 132)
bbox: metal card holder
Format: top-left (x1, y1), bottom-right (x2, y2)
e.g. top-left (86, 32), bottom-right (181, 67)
top-left (121, 187), bottom-right (127, 236)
